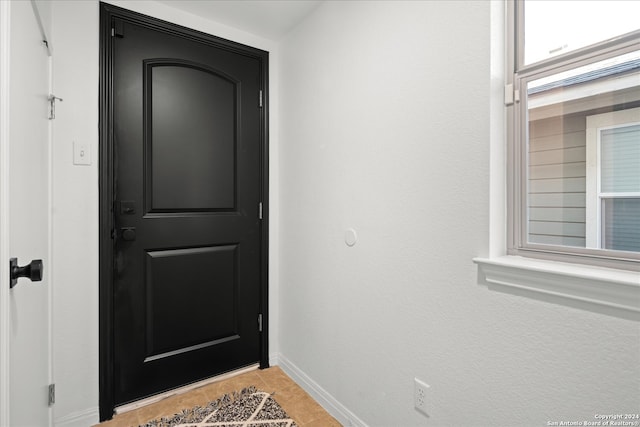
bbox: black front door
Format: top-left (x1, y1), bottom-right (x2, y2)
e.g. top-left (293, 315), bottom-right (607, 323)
top-left (100, 4), bottom-right (268, 411)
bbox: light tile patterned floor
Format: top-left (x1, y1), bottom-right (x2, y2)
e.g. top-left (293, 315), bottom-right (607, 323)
top-left (97, 366), bottom-right (342, 427)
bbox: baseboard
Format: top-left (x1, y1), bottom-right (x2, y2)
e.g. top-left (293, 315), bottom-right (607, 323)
top-left (269, 351), bottom-right (280, 366)
top-left (54, 406), bottom-right (99, 427)
top-left (276, 353), bottom-right (368, 427)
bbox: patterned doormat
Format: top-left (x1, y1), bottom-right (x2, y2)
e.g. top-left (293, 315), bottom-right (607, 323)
top-left (140, 386), bottom-right (298, 427)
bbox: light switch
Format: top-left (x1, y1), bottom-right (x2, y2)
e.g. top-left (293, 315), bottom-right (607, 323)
top-left (73, 141), bottom-right (91, 165)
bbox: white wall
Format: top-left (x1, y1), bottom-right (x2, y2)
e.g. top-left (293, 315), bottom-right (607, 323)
top-left (278, 1), bottom-right (640, 426)
top-left (47, 0), bottom-right (640, 425)
top-left (50, 2), bottom-right (99, 424)
top-left (50, 2), bottom-right (280, 425)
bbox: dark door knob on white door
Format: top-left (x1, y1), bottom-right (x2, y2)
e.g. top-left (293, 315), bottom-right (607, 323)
top-left (9, 258), bottom-right (43, 288)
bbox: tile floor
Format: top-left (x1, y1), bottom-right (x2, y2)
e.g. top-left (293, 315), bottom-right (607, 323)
top-left (96, 366), bottom-right (342, 427)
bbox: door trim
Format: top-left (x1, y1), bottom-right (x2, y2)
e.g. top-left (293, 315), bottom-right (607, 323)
top-left (98, 3), bottom-right (269, 421)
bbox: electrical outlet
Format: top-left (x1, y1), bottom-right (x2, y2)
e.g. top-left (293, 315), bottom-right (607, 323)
top-left (414, 378), bottom-right (430, 417)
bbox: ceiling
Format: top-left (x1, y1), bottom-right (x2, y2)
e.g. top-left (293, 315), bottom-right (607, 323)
top-left (155, 0), bottom-right (323, 40)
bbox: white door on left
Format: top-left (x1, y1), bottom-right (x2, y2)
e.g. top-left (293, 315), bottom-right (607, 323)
top-left (0, 1), bottom-right (52, 426)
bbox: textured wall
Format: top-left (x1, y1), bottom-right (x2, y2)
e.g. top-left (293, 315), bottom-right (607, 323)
top-left (51, 2), bottom-right (100, 423)
top-left (278, 1), bottom-right (640, 425)
top-left (47, 0), bottom-right (640, 424)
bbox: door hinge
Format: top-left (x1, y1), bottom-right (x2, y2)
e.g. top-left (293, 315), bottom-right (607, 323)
top-left (112, 19), bottom-right (124, 38)
top-left (48, 384), bottom-right (55, 406)
top-left (258, 202), bottom-right (263, 220)
top-left (504, 83), bottom-right (520, 106)
top-left (258, 314), bottom-right (263, 332)
top-left (259, 90), bottom-right (263, 108)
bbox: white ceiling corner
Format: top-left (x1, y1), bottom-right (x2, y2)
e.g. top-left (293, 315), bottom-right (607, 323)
top-left (154, 0), bottom-right (323, 40)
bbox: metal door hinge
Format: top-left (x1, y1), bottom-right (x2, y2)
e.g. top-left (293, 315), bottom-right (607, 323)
top-left (258, 314), bottom-right (263, 332)
top-left (48, 384), bottom-right (55, 406)
top-left (112, 20), bottom-right (124, 38)
top-left (504, 83), bottom-right (520, 106)
top-left (258, 202), bottom-right (263, 220)
top-left (48, 95), bottom-right (63, 120)
top-left (259, 90), bottom-right (263, 108)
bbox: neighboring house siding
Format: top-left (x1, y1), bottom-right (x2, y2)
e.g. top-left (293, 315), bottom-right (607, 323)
top-left (528, 114), bottom-right (587, 247)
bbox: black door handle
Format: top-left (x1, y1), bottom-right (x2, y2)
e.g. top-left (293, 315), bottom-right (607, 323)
top-left (10, 258), bottom-right (43, 289)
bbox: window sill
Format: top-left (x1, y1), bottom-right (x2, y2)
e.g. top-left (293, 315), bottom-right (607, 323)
top-left (473, 256), bottom-right (640, 321)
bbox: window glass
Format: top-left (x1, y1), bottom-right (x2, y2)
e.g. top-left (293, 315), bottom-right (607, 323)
top-left (600, 125), bottom-right (640, 193)
top-left (602, 198), bottom-right (640, 252)
top-left (523, 0), bottom-right (640, 65)
top-left (524, 51), bottom-right (640, 253)
top-left (512, 0), bottom-right (640, 265)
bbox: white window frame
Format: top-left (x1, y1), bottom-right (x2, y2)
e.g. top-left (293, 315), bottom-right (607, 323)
top-left (586, 109), bottom-right (640, 249)
top-left (474, 1), bottom-right (639, 321)
top-left (507, 0), bottom-right (640, 271)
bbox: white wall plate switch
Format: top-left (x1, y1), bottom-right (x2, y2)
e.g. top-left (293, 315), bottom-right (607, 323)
top-left (73, 141), bottom-right (91, 165)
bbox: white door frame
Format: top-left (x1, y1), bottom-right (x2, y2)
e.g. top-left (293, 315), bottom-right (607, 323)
top-left (0, 0), bottom-right (13, 424)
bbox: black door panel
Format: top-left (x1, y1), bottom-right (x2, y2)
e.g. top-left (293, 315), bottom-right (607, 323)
top-left (106, 13), bottom-right (266, 406)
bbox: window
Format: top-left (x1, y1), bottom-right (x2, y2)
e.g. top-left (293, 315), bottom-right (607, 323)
top-left (508, 0), bottom-right (640, 269)
top-left (586, 109), bottom-right (640, 252)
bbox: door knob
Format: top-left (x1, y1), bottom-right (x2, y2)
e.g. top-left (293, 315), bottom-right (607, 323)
top-left (9, 258), bottom-right (43, 289)
top-left (121, 227), bottom-right (136, 241)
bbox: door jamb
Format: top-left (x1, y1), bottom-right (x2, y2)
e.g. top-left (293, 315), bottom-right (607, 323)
top-left (98, 3), bottom-right (269, 421)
